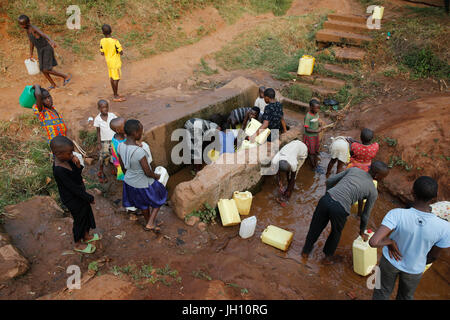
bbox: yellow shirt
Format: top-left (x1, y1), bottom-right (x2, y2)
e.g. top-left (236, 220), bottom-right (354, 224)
top-left (100, 37), bottom-right (123, 69)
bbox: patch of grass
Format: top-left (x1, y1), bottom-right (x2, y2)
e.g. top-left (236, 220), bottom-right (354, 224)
top-left (156, 264), bottom-right (179, 278)
top-left (192, 269), bottom-right (212, 281)
top-left (186, 202), bottom-right (217, 224)
top-left (402, 47), bottom-right (450, 80)
top-left (197, 58), bottom-right (218, 75)
top-left (78, 129), bottom-right (97, 152)
top-left (404, 5), bottom-right (447, 17)
top-left (282, 84), bottom-right (313, 103)
top-left (384, 137), bottom-right (397, 147)
top-left (88, 261), bottom-right (99, 272)
top-left (388, 155), bottom-right (413, 172)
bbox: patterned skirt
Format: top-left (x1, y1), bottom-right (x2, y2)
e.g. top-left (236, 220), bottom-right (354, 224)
top-left (303, 135), bottom-right (320, 155)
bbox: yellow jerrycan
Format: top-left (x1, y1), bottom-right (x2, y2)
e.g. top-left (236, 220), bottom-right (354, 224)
top-left (245, 118), bottom-right (262, 137)
top-left (207, 149), bottom-right (220, 162)
top-left (218, 199), bottom-right (241, 227)
top-left (352, 229), bottom-right (377, 276)
top-left (351, 180), bottom-right (378, 215)
top-left (232, 191), bottom-right (253, 215)
top-left (255, 128), bottom-right (271, 144)
top-left (297, 55), bottom-right (315, 76)
top-left (261, 225), bottom-right (293, 252)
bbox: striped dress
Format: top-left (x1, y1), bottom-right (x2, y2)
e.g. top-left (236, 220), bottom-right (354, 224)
top-left (184, 118), bottom-right (219, 159)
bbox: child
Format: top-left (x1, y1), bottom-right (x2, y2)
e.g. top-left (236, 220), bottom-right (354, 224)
top-left (110, 117), bottom-right (138, 219)
top-left (51, 136), bottom-right (99, 254)
top-left (100, 24), bottom-right (125, 102)
top-left (303, 99), bottom-right (324, 172)
top-left (326, 136), bottom-right (350, 176)
top-left (241, 106), bottom-right (262, 131)
top-left (227, 107), bottom-right (251, 129)
top-left (254, 86), bottom-right (267, 113)
top-left (94, 99), bottom-right (117, 183)
top-left (117, 120), bottom-right (168, 232)
top-left (18, 15), bottom-right (71, 90)
top-left (347, 128), bottom-right (379, 172)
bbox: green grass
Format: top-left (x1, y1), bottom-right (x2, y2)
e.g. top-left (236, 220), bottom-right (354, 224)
top-left (78, 129), bottom-right (97, 151)
top-left (197, 59), bottom-right (218, 75)
top-left (282, 84), bottom-right (312, 103)
top-left (192, 269), bottom-right (212, 281)
top-left (185, 202), bottom-right (217, 224)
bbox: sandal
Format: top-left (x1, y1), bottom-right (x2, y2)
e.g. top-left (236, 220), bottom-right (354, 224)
top-left (84, 233), bottom-right (101, 243)
top-left (143, 223), bottom-right (162, 233)
top-left (47, 86), bottom-right (56, 91)
top-left (63, 74), bottom-right (72, 86)
top-left (74, 243), bottom-right (96, 254)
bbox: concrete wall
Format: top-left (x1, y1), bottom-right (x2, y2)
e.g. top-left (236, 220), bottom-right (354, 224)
top-left (143, 77), bottom-right (258, 174)
top-left (170, 127), bottom-right (304, 220)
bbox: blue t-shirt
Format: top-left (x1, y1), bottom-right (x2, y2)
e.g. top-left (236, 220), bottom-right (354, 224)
top-left (219, 131), bottom-right (235, 154)
top-left (381, 208), bottom-right (450, 274)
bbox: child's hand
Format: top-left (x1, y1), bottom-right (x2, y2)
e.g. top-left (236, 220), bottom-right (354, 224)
top-left (72, 155), bottom-right (81, 168)
top-left (154, 174), bottom-right (161, 181)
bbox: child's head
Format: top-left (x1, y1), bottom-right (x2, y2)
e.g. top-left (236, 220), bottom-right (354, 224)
top-left (102, 24), bottom-right (112, 36)
top-left (18, 15), bottom-right (30, 28)
top-left (209, 114), bottom-right (223, 131)
top-left (41, 89), bottom-right (53, 108)
top-left (369, 160), bottom-right (389, 181)
top-left (50, 136), bottom-right (74, 161)
top-left (360, 128), bottom-right (374, 144)
top-left (110, 117), bottom-right (125, 134)
top-left (258, 86), bottom-right (266, 98)
top-left (309, 99), bottom-right (320, 113)
top-left (97, 99), bottom-right (109, 115)
top-left (263, 88), bottom-right (276, 103)
top-left (249, 107), bottom-right (260, 120)
top-left (124, 119), bottom-right (143, 140)
top-left (413, 176), bottom-right (438, 203)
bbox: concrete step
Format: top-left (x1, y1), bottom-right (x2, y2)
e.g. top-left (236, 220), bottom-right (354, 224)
top-left (316, 29), bottom-right (372, 46)
top-left (323, 20), bottom-right (368, 34)
top-left (327, 13), bottom-right (367, 24)
top-left (333, 46), bottom-right (366, 61)
top-left (322, 63), bottom-right (356, 76)
top-left (297, 75), bottom-right (346, 90)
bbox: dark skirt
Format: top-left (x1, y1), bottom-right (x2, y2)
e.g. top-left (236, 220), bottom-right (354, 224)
top-left (38, 45), bottom-right (58, 71)
top-left (122, 180), bottom-right (168, 210)
top-left (69, 202), bottom-right (96, 243)
top-left (304, 135), bottom-right (320, 155)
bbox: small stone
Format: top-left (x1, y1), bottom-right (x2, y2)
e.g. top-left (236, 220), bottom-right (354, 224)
top-left (197, 222), bottom-right (207, 232)
top-left (185, 215), bottom-right (200, 226)
top-left (84, 158), bottom-right (95, 166)
top-left (93, 188), bottom-right (102, 196)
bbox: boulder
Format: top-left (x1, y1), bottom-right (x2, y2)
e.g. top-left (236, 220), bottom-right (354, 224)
top-left (0, 244), bottom-right (30, 283)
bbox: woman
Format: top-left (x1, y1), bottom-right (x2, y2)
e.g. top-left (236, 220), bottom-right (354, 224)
top-left (18, 15), bottom-right (71, 90)
top-left (347, 128), bottom-right (379, 172)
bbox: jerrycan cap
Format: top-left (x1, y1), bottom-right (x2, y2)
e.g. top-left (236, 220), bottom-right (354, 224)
top-left (367, 229), bottom-right (373, 233)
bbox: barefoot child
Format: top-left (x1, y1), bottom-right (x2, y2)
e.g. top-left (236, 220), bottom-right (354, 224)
top-left (51, 136), bottom-right (99, 254)
top-left (18, 15), bottom-right (71, 90)
top-left (117, 120), bottom-right (168, 232)
top-left (94, 99), bottom-right (117, 183)
top-left (303, 99), bottom-right (323, 172)
top-left (100, 24), bottom-right (125, 102)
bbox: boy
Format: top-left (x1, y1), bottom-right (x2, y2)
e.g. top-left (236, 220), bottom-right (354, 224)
top-left (370, 176), bottom-right (450, 300)
top-left (254, 86), bottom-right (267, 113)
top-left (251, 88), bottom-right (287, 143)
top-left (301, 161), bottom-right (390, 264)
top-left (100, 24), bottom-right (125, 102)
top-left (241, 107), bottom-right (262, 131)
top-left (271, 140), bottom-right (308, 205)
top-left (94, 99), bottom-right (117, 183)
top-left (227, 107), bottom-right (251, 129)
top-left (51, 136), bottom-right (99, 254)
top-left (304, 99), bottom-right (324, 172)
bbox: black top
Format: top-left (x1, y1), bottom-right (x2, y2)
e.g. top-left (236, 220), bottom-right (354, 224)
top-left (28, 31), bottom-right (50, 50)
top-left (53, 161), bottom-right (94, 210)
top-left (262, 102), bottom-right (284, 130)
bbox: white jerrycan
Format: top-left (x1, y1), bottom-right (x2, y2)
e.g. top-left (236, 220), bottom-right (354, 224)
top-left (239, 216), bottom-right (257, 239)
top-left (25, 59), bottom-right (40, 75)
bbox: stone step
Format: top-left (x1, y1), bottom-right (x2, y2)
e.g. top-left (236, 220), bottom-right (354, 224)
top-left (297, 76), bottom-right (346, 90)
top-left (333, 46), bottom-right (366, 61)
top-left (322, 63), bottom-right (357, 76)
top-left (294, 82), bottom-right (338, 96)
top-left (316, 29), bottom-right (372, 46)
top-left (323, 20), bottom-right (368, 34)
top-left (327, 13), bottom-right (367, 24)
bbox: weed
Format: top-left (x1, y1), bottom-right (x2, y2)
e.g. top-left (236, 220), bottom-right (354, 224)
top-left (110, 266), bottom-right (121, 276)
top-left (186, 203), bottom-right (217, 224)
top-left (192, 269), bottom-right (212, 281)
top-left (241, 288), bottom-right (249, 294)
top-left (78, 129), bottom-right (97, 151)
top-left (156, 264), bottom-right (179, 278)
top-left (402, 47), bottom-right (450, 79)
top-left (88, 261), bottom-right (99, 272)
top-left (197, 59), bottom-right (218, 75)
top-left (384, 137), bottom-right (397, 147)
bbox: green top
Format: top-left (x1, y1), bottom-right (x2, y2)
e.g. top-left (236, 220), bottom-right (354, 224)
top-left (304, 112), bottom-right (319, 137)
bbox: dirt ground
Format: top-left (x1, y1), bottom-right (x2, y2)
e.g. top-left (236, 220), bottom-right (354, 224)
top-left (0, 0), bottom-right (449, 300)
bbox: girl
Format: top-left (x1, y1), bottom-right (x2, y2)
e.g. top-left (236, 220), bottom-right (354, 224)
top-left (347, 128), bottom-right (379, 172)
top-left (51, 136), bottom-right (99, 254)
top-left (117, 120), bottom-right (168, 232)
top-left (18, 15), bottom-right (71, 90)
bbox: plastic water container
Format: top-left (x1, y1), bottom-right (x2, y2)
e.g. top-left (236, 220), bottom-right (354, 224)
top-left (255, 128), bottom-right (271, 144)
top-left (154, 166), bottom-right (169, 186)
top-left (24, 58), bottom-right (40, 75)
top-left (19, 85), bottom-right (36, 109)
top-left (218, 199), bottom-right (241, 227)
top-left (424, 263), bottom-right (432, 273)
top-left (352, 229), bottom-right (377, 276)
top-left (297, 55), bottom-right (315, 76)
top-left (233, 191), bottom-right (253, 215)
top-left (351, 180), bottom-right (378, 215)
top-left (373, 6), bottom-right (384, 20)
top-left (244, 118), bottom-right (262, 137)
top-left (238, 140), bottom-right (257, 151)
top-left (261, 225), bottom-right (293, 251)
top-left (239, 216), bottom-right (257, 239)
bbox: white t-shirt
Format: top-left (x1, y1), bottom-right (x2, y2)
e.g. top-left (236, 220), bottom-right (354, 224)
top-left (93, 112), bottom-right (117, 141)
top-left (254, 97), bottom-right (268, 113)
top-left (271, 140), bottom-right (308, 173)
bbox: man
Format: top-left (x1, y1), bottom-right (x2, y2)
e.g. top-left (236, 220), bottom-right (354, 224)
top-left (301, 161), bottom-right (390, 264)
top-left (369, 176), bottom-right (450, 300)
top-left (271, 140), bottom-right (308, 205)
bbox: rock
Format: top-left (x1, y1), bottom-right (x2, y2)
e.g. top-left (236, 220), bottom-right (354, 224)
top-left (84, 158), bottom-right (95, 166)
top-left (92, 188), bottom-right (102, 196)
top-left (0, 245), bottom-right (30, 283)
top-left (185, 215), bottom-right (200, 226)
top-left (186, 78), bottom-right (196, 86)
top-left (197, 222), bottom-right (207, 232)
top-left (0, 233), bottom-right (11, 247)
